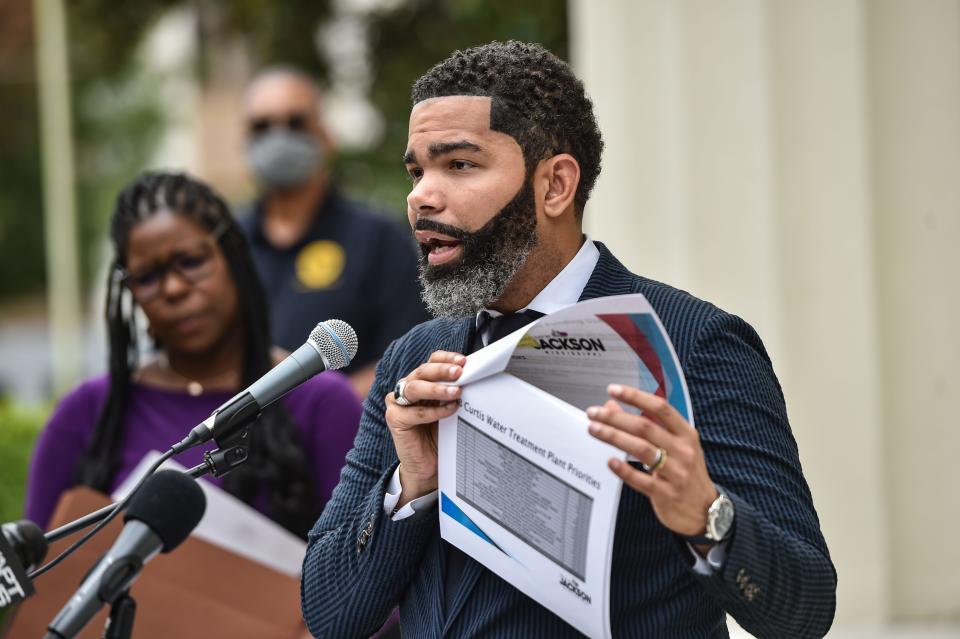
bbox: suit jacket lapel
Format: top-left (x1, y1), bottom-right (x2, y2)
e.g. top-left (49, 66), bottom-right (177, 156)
top-left (427, 534), bottom-right (445, 632)
top-left (443, 550), bottom-right (484, 634)
top-left (435, 316), bottom-right (475, 632)
top-left (448, 316), bottom-right (475, 354)
top-left (579, 241), bottom-right (638, 302)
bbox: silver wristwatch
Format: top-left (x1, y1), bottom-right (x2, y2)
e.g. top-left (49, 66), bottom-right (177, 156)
top-left (684, 489), bottom-right (735, 545)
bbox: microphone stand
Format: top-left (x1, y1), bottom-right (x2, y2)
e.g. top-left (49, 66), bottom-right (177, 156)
top-left (101, 590), bottom-right (135, 639)
top-left (45, 431), bottom-right (250, 544)
top-left (39, 432), bottom-right (249, 638)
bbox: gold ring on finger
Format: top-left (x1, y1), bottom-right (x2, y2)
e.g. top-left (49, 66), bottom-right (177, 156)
top-left (642, 447), bottom-right (663, 472)
top-left (650, 448), bottom-right (668, 474)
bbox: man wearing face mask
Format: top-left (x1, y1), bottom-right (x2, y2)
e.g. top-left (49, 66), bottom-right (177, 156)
top-left (239, 67), bottom-right (429, 398)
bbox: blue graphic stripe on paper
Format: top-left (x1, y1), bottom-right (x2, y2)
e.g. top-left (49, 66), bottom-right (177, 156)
top-left (631, 313), bottom-right (690, 421)
top-left (441, 492), bottom-right (509, 556)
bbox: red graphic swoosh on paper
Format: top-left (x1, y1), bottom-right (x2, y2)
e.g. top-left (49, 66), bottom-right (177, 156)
top-left (597, 314), bottom-right (666, 398)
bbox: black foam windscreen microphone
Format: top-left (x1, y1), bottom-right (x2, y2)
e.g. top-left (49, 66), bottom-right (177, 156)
top-left (0, 519), bottom-right (48, 635)
top-left (45, 470), bottom-right (206, 639)
top-left (172, 319), bottom-right (359, 452)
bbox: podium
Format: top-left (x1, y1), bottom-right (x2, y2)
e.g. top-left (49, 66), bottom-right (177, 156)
top-left (6, 487), bottom-right (310, 638)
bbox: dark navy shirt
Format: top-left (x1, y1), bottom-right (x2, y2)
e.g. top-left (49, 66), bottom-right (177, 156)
top-left (239, 189), bottom-right (429, 373)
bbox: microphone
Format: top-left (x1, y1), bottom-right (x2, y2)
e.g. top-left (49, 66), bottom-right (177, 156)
top-left (45, 470), bottom-right (206, 639)
top-left (173, 319), bottom-right (358, 452)
top-left (0, 520), bottom-right (48, 632)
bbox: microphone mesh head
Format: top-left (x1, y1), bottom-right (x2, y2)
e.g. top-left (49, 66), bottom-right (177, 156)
top-left (309, 319), bottom-right (358, 370)
top-left (125, 470), bottom-right (206, 553)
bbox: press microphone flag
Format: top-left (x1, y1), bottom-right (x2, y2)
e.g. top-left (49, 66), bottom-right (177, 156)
top-left (0, 520), bottom-right (48, 612)
top-left (45, 470), bottom-right (206, 639)
top-left (172, 319), bottom-right (358, 452)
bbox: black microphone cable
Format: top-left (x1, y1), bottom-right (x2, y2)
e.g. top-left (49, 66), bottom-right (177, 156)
top-left (28, 448), bottom-right (176, 581)
top-left (44, 470), bottom-right (206, 639)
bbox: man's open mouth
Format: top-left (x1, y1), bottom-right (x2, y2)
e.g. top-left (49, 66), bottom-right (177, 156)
top-left (415, 230), bottom-right (465, 265)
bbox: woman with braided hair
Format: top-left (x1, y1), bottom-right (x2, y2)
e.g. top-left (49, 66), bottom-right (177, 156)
top-left (25, 171), bottom-right (362, 539)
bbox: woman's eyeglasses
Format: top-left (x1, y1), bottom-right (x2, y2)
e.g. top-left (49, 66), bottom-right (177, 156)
top-left (248, 112), bottom-right (310, 137)
top-left (119, 224), bottom-right (227, 303)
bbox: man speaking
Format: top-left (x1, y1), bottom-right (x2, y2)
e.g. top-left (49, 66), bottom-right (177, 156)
top-left (301, 41), bottom-right (836, 638)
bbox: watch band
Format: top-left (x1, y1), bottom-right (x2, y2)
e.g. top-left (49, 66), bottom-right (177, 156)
top-left (681, 533), bottom-right (720, 546)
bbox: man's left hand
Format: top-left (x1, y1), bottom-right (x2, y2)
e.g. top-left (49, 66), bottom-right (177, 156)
top-left (587, 384), bottom-right (717, 538)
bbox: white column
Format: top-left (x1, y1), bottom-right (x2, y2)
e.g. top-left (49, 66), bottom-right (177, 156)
top-left (767, 0), bottom-right (887, 623)
top-left (570, 0), bottom-right (893, 626)
top-left (678, 0), bottom-right (783, 361)
top-left (570, 0), bottom-right (691, 287)
top-left (867, 0), bottom-right (960, 620)
top-left (33, 0), bottom-right (82, 395)
top-left (573, 0), bottom-right (783, 358)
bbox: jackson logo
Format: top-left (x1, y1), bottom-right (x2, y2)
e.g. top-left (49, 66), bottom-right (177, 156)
top-left (534, 334), bottom-right (606, 352)
top-left (559, 575), bottom-right (592, 604)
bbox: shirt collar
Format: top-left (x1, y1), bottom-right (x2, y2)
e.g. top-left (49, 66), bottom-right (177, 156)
top-left (477, 236), bottom-right (600, 324)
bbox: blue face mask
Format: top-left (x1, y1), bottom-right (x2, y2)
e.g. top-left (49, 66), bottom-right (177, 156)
top-left (247, 129), bottom-right (322, 190)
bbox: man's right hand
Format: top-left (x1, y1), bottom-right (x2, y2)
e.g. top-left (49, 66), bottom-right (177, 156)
top-left (384, 350), bottom-right (465, 508)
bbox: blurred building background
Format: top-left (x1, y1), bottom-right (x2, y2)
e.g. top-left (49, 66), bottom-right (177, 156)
top-left (573, 1), bottom-right (960, 635)
top-left (0, 0), bottom-right (957, 636)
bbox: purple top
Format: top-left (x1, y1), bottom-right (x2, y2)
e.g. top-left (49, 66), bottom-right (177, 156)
top-left (25, 372), bottom-right (363, 530)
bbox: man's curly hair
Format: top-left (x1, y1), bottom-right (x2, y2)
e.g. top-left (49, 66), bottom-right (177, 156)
top-left (412, 41), bottom-right (604, 216)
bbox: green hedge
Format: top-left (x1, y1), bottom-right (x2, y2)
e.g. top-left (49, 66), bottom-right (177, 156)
top-left (0, 402), bottom-right (48, 523)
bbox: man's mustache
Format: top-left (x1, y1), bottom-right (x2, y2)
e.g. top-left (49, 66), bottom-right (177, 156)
top-left (413, 217), bottom-right (472, 242)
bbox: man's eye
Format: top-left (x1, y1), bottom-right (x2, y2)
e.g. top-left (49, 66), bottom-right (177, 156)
top-left (451, 160), bottom-right (472, 170)
top-left (407, 167), bottom-right (423, 181)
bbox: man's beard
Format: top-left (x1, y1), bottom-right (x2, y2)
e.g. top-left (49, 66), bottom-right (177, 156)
top-left (416, 177), bottom-right (538, 318)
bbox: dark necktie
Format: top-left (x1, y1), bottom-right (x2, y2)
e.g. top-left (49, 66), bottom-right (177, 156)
top-left (444, 308), bottom-right (545, 614)
top-left (471, 308), bottom-right (546, 351)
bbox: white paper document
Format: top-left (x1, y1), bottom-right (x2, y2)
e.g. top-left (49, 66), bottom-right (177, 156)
top-left (438, 294), bottom-right (693, 639)
top-left (113, 452), bottom-right (307, 577)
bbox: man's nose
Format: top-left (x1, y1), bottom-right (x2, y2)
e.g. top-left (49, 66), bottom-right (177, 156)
top-left (406, 173), bottom-right (445, 215)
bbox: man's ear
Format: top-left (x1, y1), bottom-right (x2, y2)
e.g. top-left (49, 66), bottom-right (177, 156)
top-left (538, 154), bottom-right (580, 219)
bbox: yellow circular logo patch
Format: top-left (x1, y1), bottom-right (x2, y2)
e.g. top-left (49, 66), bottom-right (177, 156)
top-left (296, 240), bottom-right (345, 289)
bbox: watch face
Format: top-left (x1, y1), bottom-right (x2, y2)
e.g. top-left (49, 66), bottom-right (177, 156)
top-left (708, 495), bottom-right (735, 540)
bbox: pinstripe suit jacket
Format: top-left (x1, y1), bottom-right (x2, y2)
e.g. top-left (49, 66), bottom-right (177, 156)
top-left (301, 243), bottom-right (837, 638)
